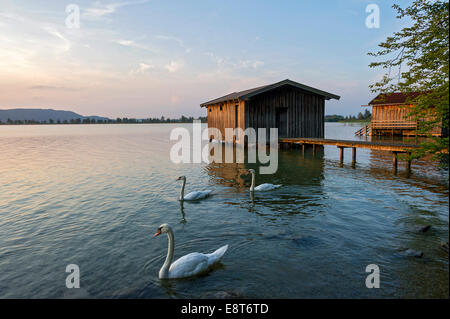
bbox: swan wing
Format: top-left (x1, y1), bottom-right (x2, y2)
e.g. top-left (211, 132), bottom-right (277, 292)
top-left (254, 183), bottom-right (281, 191)
top-left (168, 252), bottom-right (209, 278)
top-left (183, 190), bottom-right (212, 201)
top-left (205, 244), bottom-right (229, 266)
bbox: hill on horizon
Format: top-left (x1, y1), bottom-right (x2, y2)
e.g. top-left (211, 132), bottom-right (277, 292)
top-left (0, 108), bottom-right (109, 123)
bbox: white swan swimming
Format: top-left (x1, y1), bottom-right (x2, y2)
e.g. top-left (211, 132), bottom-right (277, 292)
top-left (153, 223), bottom-right (229, 279)
top-left (248, 169), bottom-right (281, 192)
top-left (177, 176), bottom-right (212, 201)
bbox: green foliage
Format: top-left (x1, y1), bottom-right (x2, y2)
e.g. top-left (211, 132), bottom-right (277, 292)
top-left (368, 0), bottom-right (449, 168)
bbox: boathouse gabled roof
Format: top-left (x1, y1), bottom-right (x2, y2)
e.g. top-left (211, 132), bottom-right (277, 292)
top-left (368, 92), bottom-right (426, 106)
top-left (200, 79), bottom-right (340, 107)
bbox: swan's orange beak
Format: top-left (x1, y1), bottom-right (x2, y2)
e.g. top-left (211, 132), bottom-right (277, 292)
top-left (153, 229), bottom-right (161, 237)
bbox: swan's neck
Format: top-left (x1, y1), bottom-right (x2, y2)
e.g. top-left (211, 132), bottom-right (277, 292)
top-left (159, 229), bottom-right (174, 279)
top-left (250, 171), bottom-right (255, 192)
top-left (179, 178), bottom-right (186, 201)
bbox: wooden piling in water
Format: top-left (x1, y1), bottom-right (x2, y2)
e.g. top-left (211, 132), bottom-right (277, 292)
top-left (393, 152), bottom-right (398, 171)
top-left (339, 146), bottom-right (344, 163)
top-left (406, 152), bottom-right (411, 173)
top-left (278, 137), bottom-right (419, 174)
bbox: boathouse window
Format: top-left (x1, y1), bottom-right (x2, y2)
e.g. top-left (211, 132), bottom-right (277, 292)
top-left (220, 105), bottom-right (223, 111)
top-left (209, 108), bottom-right (211, 112)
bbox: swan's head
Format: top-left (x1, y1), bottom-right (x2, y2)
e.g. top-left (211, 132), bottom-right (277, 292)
top-left (153, 223), bottom-right (171, 237)
top-left (176, 176), bottom-right (186, 181)
top-left (248, 169), bottom-right (255, 175)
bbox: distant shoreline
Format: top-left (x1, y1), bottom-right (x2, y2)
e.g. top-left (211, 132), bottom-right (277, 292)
top-left (0, 108), bottom-right (207, 125)
top-left (0, 121), bottom-right (207, 125)
top-left (325, 120), bottom-right (370, 123)
top-left (0, 120), bottom-right (369, 125)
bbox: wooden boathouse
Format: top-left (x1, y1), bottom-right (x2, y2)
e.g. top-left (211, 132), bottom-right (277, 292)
top-left (200, 79), bottom-right (340, 143)
top-left (359, 92), bottom-right (444, 137)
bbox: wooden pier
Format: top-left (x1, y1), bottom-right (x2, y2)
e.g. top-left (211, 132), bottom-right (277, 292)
top-left (279, 137), bottom-right (420, 173)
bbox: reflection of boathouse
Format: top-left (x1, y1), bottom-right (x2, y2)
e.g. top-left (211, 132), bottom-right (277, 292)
top-left (205, 144), bottom-right (325, 192)
top-left (200, 79), bottom-right (340, 143)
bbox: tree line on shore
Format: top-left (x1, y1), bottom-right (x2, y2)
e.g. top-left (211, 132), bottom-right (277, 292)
top-left (0, 115), bottom-right (208, 125)
top-left (325, 109), bottom-right (371, 122)
top-left (1, 112), bottom-right (372, 125)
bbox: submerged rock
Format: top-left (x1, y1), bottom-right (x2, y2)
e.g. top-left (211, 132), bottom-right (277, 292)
top-left (413, 225), bottom-right (431, 233)
top-left (290, 236), bottom-right (322, 248)
top-left (440, 242), bottom-right (449, 254)
top-left (398, 248), bottom-right (424, 258)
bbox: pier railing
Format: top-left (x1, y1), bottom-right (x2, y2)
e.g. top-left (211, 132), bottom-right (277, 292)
top-left (355, 125), bottom-right (371, 136)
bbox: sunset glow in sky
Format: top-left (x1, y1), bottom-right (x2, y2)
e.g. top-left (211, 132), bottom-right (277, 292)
top-left (0, 0), bottom-right (410, 118)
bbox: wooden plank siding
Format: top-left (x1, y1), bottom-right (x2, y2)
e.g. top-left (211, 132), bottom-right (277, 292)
top-left (245, 87), bottom-right (325, 141)
top-left (372, 104), bottom-right (416, 129)
top-left (207, 100), bottom-right (246, 142)
top-left (371, 104), bottom-right (443, 136)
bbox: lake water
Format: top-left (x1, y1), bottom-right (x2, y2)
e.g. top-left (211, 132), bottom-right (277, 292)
top-left (0, 123), bottom-right (448, 298)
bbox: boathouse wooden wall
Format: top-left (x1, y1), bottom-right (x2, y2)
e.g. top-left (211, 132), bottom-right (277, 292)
top-left (207, 100), bottom-right (246, 141)
top-left (245, 87), bottom-right (325, 141)
top-left (371, 104), bottom-right (415, 127)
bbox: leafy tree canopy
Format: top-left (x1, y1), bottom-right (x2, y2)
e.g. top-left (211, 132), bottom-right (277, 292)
top-left (368, 0), bottom-right (449, 168)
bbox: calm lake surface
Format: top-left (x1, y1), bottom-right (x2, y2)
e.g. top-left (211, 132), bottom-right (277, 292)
top-left (0, 123), bottom-right (448, 298)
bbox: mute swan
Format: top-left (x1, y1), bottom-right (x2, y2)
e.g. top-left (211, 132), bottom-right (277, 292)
top-left (177, 176), bottom-right (212, 201)
top-left (153, 224), bottom-right (229, 279)
top-left (248, 169), bottom-right (281, 192)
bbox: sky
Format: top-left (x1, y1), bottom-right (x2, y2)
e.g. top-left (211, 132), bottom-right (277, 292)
top-left (0, 0), bottom-right (413, 118)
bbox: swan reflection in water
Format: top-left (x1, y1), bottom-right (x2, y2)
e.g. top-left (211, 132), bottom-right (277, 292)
top-left (249, 191), bottom-right (255, 211)
top-left (179, 202), bottom-right (186, 224)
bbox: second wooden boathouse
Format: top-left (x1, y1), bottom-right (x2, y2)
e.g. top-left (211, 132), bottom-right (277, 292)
top-left (359, 92), bottom-right (444, 137)
top-left (200, 79), bottom-right (340, 143)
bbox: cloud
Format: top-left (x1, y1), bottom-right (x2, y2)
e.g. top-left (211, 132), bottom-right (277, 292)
top-left (165, 60), bottom-right (184, 73)
top-left (115, 39), bottom-right (135, 46)
top-left (0, 10), bottom-right (75, 75)
top-left (83, 0), bottom-right (149, 19)
top-left (113, 38), bottom-right (158, 52)
top-left (129, 63), bottom-right (153, 75)
top-left (42, 26), bottom-right (71, 53)
top-left (204, 52), bottom-right (265, 71)
top-left (239, 60), bottom-right (264, 69)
